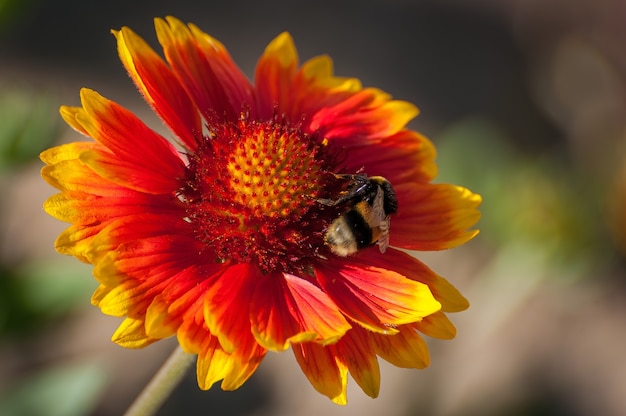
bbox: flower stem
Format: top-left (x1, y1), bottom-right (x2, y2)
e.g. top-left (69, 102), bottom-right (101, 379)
top-left (124, 346), bottom-right (196, 416)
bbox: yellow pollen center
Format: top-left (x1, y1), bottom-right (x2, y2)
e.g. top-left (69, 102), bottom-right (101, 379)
top-left (225, 124), bottom-right (322, 218)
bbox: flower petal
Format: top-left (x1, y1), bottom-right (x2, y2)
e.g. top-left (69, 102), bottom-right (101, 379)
top-left (315, 258), bottom-right (441, 333)
top-left (42, 144), bottom-right (135, 197)
top-left (111, 317), bottom-right (158, 349)
top-left (77, 148), bottom-right (180, 195)
top-left (65, 88), bottom-right (185, 194)
top-left (220, 342), bottom-right (267, 391)
top-left (155, 16), bottom-right (254, 122)
top-left (336, 328), bottom-right (380, 398)
top-left (40, 141), bottom-right (95, 166)
top-left (114, 25), bottom-right (202, 150)
top-left (145, 265), bottom-right (218, 340)
top-left (371, 325), bottom-right (430, 369)
top-left (53, 224), bottom-right (100, 262)
top-left (203, 263), bottom-right (257, 354)
top-left (88, 214), bottom-right (203, 324)
top-left (293, 341), bottom-right (348, 405)
top-left (290, 54), bottom-right (361, 124)
top-left (310, 88), bottom-right (418, 145)
top-left (196, 335), bottom-right (234, 390)
top-left (342, 130), bottom-right (438, 184)
top-left (413, 311), bottom-right (457, 339)
top-left (188, 312), bottom-right (268, 391)
top-left (250, 272), bottom-right (351, 351)
top-left (392, 182), bottom-right (481, 250)
top-left (254, 32), bottom-right (298, 118)
top-left (363, 248), bottom-right (470, 312)
top-left (43, 191), bottom-right (163, 226)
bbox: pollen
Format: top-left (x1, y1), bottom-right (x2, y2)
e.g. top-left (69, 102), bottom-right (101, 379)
top-left (181, 116), bottom-right (331, 272)
top-left (226, 121), bottom-right (322, 217)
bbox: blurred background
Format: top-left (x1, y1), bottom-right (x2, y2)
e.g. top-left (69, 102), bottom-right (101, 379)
top-left (1, 0), bottom-right (625, 415)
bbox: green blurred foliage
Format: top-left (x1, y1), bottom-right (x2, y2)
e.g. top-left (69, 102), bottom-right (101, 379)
top-left (0, 361), bottom-right (108, 416)
top-left (0, 260), bottom-right (95, 339)
top-left (435, 118), bottom-right (614, 275)
top-left (0, 0), bottom-right (38, 34)
top-left (0, 88), bottom-right (62, 172)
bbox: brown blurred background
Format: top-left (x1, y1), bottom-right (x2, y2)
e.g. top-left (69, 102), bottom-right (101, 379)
top-left (1, 0), bottom-right (625, 415)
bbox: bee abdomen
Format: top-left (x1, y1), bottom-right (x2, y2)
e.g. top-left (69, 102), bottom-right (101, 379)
top-left (325, 210), bottom-right (373, 256)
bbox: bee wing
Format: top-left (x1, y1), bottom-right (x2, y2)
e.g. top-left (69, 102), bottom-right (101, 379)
top-left (371, 187), bottom-right (386, 224)
top-left (371, 187), bottom-right (391, 253)
top-left (377, 215), bottom-right (391, 253)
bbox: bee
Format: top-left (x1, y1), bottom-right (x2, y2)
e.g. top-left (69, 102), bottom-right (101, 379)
top-left (319, 174), bottom-right (398, 256)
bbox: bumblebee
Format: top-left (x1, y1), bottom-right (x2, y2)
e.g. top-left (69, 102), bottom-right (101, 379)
top-left (320, 174), bottom-right (398, 256)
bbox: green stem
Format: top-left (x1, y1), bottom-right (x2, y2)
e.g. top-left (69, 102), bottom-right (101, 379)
top-left (124, 346), bottom-right (196, 416)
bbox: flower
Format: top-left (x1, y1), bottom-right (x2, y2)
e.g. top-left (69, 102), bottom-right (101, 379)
top-left (41, 16), bottom-right (481, 404)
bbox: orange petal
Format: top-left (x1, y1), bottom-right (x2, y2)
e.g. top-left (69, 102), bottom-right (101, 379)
top-left (315, 258), bottom-right (441, 333)
top-left (185, 323), bottom-right (233, 390)
top-left (89, 216), bottom-right (204, 325)
top-left (220, 342), bottom-right (267, 391)
top-left (293, 342), bottom-right (348, 405)
top-left (363, 248), bottom-right (470, 313)
top-left (89, 213), bottom-right (195, 276)
top-left (40, 141), bottom-right (97, 167)
top-left (370, 325), bottom-right (430, 369)
top-left (111, 316), bottom-right (158, 349)
top-left (53, 224), bottom-right (100, 262)
top-left (43, 191), bottom-right (161, 226)
top-left (250, 272), bottom-right (351, 351)
top-left (59, 106), bottom-right (90, 137)
top-left (155, 16), bottom-right (253, 122)
top-left (342, 130), bottom-right (438, 184)
top-left (114, 25), bottom-right (202, 150)
top-left (77, 148), bottom-right (181, 195)
top-left (42, 149), bottom-right (135, 198)
top-left (145, 262), bottom-right (226, 340)
top-left (291, 54), bottom-right (361, 124)
top-left (203, 263), bottom-right (257, 354)
top-left (310, 88), bottom-right (418, 145)
top-left (413, 311), bottom-right (457, 339)
top-left (336, 328), bottom-right (380, 398)
top-left (254, 32), bottom-right (298, 118)
top-left (186, 317), bottom-right (267, 391)
top-left (392, 182), bottom-right (481, 250)
top-left (70, 88), bottom-right (185, 194)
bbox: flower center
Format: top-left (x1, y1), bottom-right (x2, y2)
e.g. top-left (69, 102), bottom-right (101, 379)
top-left (181, 116), bottom-right (333, 273)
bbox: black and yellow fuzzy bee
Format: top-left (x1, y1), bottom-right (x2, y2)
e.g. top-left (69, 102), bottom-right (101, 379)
top-left (319, 174), bottom-right (398, 256)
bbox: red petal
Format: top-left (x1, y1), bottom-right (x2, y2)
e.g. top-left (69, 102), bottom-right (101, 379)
top-left (89, 213), bottom-right (204, 320)
top-left (155, 16), bottom-right (254, 122)
top-left (250, 272), bottom-right (351, 351)
top-left (315, 258), bottom-right (441, 333)
top-left (392, 182), bottom-right (481, 250)
top-left (68, 88), bottom-right (185, 194)
top-left (342, 130), bottom-right (438, 184)
top-left (336, 328), bottom-right (380, 398)
top-left (78, 148), bottom-right (182, 195)
top-left (289, 54), bottom-right (361, 125)
top-left (41, 143), bottom-right (136, 197)
top-left (309, 89), bottom-right (418, 145)
top-left (370, 325), bottom-right (430, 369)
top-left (111, 317), bottom-right (159, 349)
top-left (254, 32), bottom-right (298, 119)
top-left (293, 342), bottom-right (348, 405)
top-left (114, 26), bottom-right (202, 150)
top-left (203, 263), bottom-right (258, 354)
top-left (413, 311), bottom-right (457, 339)
top-left (362, 248), bottom-right (470, 313)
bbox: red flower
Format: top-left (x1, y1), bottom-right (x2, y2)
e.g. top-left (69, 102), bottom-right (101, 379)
top-left (41, 16), bottom-right (481, 404)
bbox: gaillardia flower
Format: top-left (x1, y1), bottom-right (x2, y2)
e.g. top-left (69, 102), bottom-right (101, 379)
top-left (41, 17), bottom-right (480, 404)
